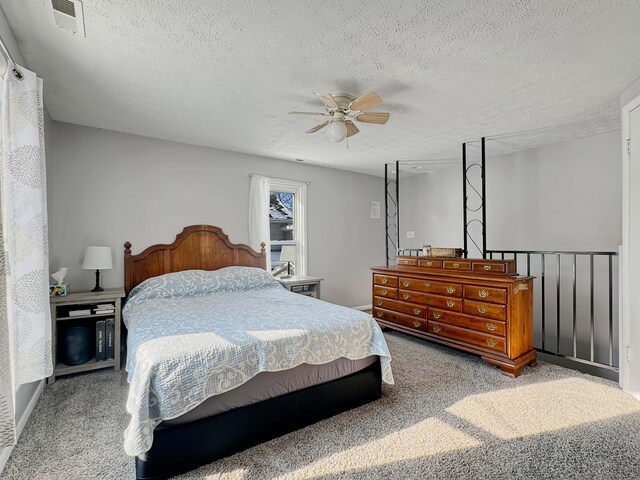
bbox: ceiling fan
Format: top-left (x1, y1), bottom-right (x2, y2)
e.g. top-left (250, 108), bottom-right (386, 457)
top-left (290, 92), bottom-right (390, 142)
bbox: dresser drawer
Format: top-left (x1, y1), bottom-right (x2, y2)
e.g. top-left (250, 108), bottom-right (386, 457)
top-left (399, 277), bottom-right (462, 297)
top-left (373, 308), bottom-right (427, 332)
top-left (472, 261), bottom-right (506, 273)
top-left (418, 259), bottom-right (442, 269)
top-left (373, 285), bottom-right (398, 299)
top-left (443, 260), bottom-right (471, 271)
top-left (424, 294), bottom-right (462, 312)
top-left (464, 285), bottom-right (507, 304)
top-left (373, 297), bottom-right (426, 318)
top-left (396, 257), bottom-right (418, 266)
top-left (428, 320), bottom-right (506, 353)
top-left (463, 299), bottom-right (507, 321)
top-left (374, 274), bottom-right (398, 287)
top-left (428, 309), bottom-right (506, 336)
top-left (398, 289), bottom-right (428, 304)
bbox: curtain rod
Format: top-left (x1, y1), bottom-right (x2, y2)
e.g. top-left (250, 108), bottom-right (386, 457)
top-left (248, 174), bottom-right (310, 185)
top-left (0, 33), bottom-right (23, 80)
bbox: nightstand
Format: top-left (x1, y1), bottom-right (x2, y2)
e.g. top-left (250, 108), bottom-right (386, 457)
top-left (48, 288), bottom-right (125, 384)
top-left (277, 276), bottom-right (323, 299)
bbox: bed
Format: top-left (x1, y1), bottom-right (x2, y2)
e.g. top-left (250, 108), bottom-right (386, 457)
top-left (122, 225), bottom-right (393, 479)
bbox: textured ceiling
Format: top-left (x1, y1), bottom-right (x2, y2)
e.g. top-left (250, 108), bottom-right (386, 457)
top-left (3, 0), bottom-right (640, 176)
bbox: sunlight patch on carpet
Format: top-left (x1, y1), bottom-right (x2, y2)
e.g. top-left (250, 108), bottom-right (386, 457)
top-left (447, 377), bottom-right (640, 440)
top-left (273, 418), bottom-right (481, 479)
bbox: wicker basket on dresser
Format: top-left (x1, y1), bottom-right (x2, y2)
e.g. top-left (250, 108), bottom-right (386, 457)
top-left (372, 256), bottom-right (537, 377)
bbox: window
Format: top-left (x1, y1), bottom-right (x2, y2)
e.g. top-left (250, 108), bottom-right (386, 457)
top-left (269, 179), bottom-right (307, 277)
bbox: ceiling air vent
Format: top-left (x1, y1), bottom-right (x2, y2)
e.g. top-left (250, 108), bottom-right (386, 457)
top-left (49, 0), bottom-right (85, 37)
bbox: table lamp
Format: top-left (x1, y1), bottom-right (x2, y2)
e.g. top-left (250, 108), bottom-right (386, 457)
top-left (82, 246), bottom-right (113, 292)
top-left (280, 245), bottom-right (297, 278)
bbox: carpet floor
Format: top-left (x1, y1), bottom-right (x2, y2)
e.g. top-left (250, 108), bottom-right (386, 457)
top-left (2, 331), bottom-right (640, 480)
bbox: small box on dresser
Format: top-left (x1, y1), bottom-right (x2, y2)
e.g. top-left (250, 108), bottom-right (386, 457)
top-left (372, 257), bottom-right (536, 377)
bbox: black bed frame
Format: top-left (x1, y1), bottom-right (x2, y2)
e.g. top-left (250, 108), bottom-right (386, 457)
top-left (135, 358), bottom-right (382, 479)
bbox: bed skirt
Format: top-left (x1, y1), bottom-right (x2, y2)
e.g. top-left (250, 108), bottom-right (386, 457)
top-left (134, 357), bottom-right (383, 480)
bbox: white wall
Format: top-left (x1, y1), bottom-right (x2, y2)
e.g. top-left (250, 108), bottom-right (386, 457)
top-left (48, 122), bottom-right (385, 307)
top-left (400, 130), bottom-right (622, 252)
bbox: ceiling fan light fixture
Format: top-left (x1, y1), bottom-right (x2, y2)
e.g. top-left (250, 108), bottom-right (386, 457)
top-left (327, 121), bottom-right (347, 142)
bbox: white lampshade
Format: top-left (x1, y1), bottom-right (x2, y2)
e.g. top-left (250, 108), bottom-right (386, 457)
top-left (326, 121), bottom-right (347, 142)
top-left (82, 246), bottom-right (113, 270)
top-left (280, 245), bottom-right (297, 262)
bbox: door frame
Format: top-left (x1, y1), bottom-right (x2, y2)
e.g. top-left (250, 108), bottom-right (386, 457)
top-left (621, 92), bottom-right (640, 398)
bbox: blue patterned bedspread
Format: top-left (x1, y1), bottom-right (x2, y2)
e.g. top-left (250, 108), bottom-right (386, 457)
top-left (122, 267), bottom-right (393, 456)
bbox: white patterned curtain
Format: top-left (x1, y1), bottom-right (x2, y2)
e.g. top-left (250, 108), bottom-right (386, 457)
top-left (248, 174), bottom-right (271, 270)
top-left (0, 64), bottom-right (51, 448)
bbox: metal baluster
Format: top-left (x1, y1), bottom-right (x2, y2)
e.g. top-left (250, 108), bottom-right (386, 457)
top-left (590, 254), bottom-right (595, 363)
top-left (572, 254), bottom-right (577, 358)
top-left (527, 253), bottom-right (530, 276)
top-left (541, 254), bottom-right (546, 352)
top-left (608, 254), bottom-right (613, 366)
top-left (556, 253), bottom-right (561, 354)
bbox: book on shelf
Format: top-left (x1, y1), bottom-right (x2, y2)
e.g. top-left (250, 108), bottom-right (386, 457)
top-left (93, 308), bottom-right (115, 315)
top-left (105, 318), bottom-right (115, 360)
top-left (95, 303), bottom-right (114, 310)
top-left (69, 309), bottom-right (92, 317)
top-left (95, 320), bottom-right (106, 361)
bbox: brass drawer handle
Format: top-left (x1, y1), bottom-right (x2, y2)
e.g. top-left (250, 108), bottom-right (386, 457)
top-left (486, 339), bottom-right (497, 348)
top-left (484, 265), bottom-right (491, 270)
top-left (376, 300), bottom-right (383, 306)
top-left (478, 306), bottom-right (487, 314)
top-left (381, 289), bottom-right (388, 296)
top-left (446, 300), bottom-right (455, 308)
top-left (486, 322), bottom-right (497, 331)
top-left (452, 263), bottom-right (460, 268)
top-left (413, 320), bottom-right (421, 328)
top-left (424, 282), bottom-right (431, 288)
top-left (376, 311), bottom-right (383, 318)
top-left (446, 286), bottom-right (455, 294)
top-left (432, 325), bottom-right (442, 333)
top-left (413, 307), bottom-right (421, 315)
top-left (381, 278), bottom-right (388, 284)
top-left (426, 261), bottom-right (433, 266)
top-left (432, 312), bottom-right (442, 319)
top-left (402, 281), bottom-right (410, 287)
top-left (403, 260), bottom-right (409, 264)
top-left (402, 293), bottom-right (410, 300)
top-left (478, 289), bottom-right (489, 298)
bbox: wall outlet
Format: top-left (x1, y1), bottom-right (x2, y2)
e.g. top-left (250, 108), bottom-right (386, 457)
top-left (406, 231), bottom-right (415, 239)
top-left (370, 201), bottom-right (380, 219)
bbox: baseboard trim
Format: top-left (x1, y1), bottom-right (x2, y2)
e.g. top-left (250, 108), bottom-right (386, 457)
top-left (0, 380), bottom-right (44, 474)
top-left (352, 304), bottom-right (372, 311)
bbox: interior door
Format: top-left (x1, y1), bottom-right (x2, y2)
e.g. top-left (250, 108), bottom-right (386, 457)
top-left (627, 105), bottom-right (640, 395)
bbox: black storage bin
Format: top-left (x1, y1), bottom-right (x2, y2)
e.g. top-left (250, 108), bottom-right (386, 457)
top-left (62, 325), bottom-right (91, 366)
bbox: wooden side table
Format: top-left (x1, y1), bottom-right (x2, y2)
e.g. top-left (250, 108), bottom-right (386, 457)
top-left (277, 276), bottom-right (323, 299)
top-left (48, 288), bottom-right (125, 384)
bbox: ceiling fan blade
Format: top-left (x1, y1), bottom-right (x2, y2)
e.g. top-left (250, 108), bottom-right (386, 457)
top-left (349, 92), bottom-right (383, 111)
top-left (313, 92), bottom-right (339, 109)
top-left (355, 112), bottom-right (390, 125)
top-left (306, 121), bottom-right (330, 133)
top-left (289, 111), bottom-right (330, 116)
top-left (345, 120), bottom-right (359, 138)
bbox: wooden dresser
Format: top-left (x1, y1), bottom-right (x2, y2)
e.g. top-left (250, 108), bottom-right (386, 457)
top-left (372, 256), bottom-right (536, 377)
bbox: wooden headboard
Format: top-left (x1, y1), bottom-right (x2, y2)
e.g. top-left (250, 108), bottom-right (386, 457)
top-left (123, 225), bottom-right (266, 295)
